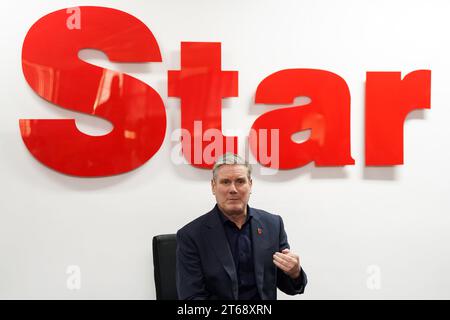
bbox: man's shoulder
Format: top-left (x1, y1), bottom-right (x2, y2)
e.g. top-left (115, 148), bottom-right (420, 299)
top-left (250, 207), bottom-right (281, 222)
top-left (177, 207), bottom-right (216, 236)
top-left (177, 206), bottom-right (283, 237)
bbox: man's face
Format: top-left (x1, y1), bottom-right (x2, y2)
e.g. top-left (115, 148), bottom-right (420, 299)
top-left (211, 164), bottom-right (252, 217)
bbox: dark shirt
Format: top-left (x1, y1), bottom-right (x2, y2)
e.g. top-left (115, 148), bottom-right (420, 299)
top-left (217, 206), bottom-right (260, 300)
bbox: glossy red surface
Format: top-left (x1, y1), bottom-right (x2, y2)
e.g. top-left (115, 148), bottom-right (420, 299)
top-left (365, 70), bottom-right (431, 165)
top-left (250, 69), bottom-right (355, 169)
top-left (20, 7), bottom-right (431, 175)
top-left (168, 42), bottom-right (238, 168)
top-left (21, 6), bottom-right (166, 177)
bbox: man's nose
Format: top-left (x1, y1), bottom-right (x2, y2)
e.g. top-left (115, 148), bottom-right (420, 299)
top-left (229, 183), bottom-right (238, 193)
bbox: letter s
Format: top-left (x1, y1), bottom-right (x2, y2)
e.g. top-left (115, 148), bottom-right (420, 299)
top-left (20, 6), bottom-right (166, 176)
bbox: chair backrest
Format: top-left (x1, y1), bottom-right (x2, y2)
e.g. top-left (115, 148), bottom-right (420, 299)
top-left (152, 234), bottom-right (178, 300)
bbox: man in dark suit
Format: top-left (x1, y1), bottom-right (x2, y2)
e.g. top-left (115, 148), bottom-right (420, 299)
top-left (176, 153), bottom-right (307, 300)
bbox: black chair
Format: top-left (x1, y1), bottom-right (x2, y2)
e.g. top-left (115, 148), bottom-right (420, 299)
top-left (152, 234), bottom-right (178, 300)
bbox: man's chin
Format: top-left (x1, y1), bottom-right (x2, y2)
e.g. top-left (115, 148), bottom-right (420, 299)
top-left (222, 205), bottom-right (245, 216)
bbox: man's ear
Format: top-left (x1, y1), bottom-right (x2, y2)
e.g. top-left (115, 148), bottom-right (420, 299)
top-left (211, 179), bottom-right (216, 195)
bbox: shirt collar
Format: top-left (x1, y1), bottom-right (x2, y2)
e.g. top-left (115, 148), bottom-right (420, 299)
top-left (216, 204), bottom-right (253, 225)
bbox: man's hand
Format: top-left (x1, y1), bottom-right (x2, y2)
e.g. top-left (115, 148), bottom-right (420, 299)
top-left (273, 248), bottom-right (301, 279)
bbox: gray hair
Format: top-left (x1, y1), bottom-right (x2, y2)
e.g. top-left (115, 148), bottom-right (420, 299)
top-left (212, 153), bottom-right (252, 180)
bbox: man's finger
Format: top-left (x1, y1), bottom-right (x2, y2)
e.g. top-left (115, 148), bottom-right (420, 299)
top-left (274, 252), bottom-right (296, 264)
top-left (281, 250), bottom-right (300, 262)
top-left (273, 253), bottom-right (291, 268)
top-left (273, 258), bottom-right (289, 272)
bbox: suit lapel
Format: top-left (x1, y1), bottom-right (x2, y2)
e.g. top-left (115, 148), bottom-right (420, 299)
top-left (250, 208), bottom-right (269, 297)
top-left (204, 207), bottom-right (238, 299)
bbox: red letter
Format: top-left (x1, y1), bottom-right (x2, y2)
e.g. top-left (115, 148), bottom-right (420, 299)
top-left (20, 6), bottom-right (166, 176)
top-left (250, 69), bottom-right (355, 169)
top-left (365, 70), bottom-right (431, 165)
top-left (168, 42), bottom-right (238, 168)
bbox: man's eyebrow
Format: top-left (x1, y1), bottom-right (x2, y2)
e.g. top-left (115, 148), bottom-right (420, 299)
top-left (220, 177), bottom-right (246, 181)
top-left (219, 176), bottom-right (246, 180)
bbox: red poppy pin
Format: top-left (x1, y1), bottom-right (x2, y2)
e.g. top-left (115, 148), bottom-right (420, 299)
top-left (257, 227), bottom-right (263, 235)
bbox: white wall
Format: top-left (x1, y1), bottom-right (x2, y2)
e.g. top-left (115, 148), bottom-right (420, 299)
top-left (1, 0), bottom-right (450, 299)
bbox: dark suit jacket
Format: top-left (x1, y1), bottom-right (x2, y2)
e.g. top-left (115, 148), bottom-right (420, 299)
top-left (176, 205), bottom-right (307, 300)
